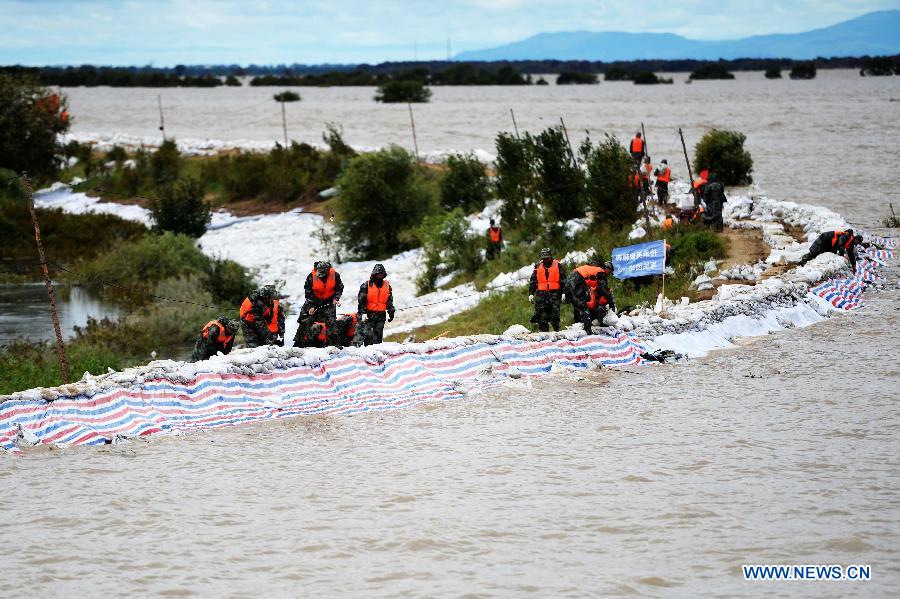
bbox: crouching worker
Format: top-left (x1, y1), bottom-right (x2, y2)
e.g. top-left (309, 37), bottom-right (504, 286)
top-left (293, 317), bottom-right (329, 348)
top-left (293, 313), bottom-right (363, 348)
top-left (567, 261), bottom-right (615, 335)
top-left (799, 229), bottom-right (863, 272)
top-left (529, 247), bottom-right (566, 332)
top-left (190, 317), bottom-right (239, 362)
top-left (357, 263), bottom-right (395, 345)
top-left (239, 285), bottom-right (283, 348)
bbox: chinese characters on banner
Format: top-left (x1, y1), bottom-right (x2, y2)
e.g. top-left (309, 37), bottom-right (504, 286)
top-left (611, 239), bottom-right (666, 280)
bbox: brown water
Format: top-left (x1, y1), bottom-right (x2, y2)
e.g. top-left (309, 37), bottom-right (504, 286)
top-left (3, 71), bottom-right (899, 596)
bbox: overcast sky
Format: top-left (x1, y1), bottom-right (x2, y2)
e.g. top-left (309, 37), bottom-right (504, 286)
top-left (2, 0), bottom-right (898, 66)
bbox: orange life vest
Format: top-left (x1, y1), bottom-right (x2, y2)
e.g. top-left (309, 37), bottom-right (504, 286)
top-left (202, 320), bottom-right (234, 344)
top-left (693, 177), bottom-right (707, 190)
top-left (631, 173), bottom-right (641, 188)
top-left (641, 163), bottom-right (652, 180)
top-left (313, 323), bottom-right (327, 343)
top-left (60, 110), bottom-right (69, 123)
top-left (240, 297), bottom-right (280, 333)
top-left (489, 227), bottom-right (501, 243)
top-left (657, 166), bottom-right (671, 183)
top-left (587, 289), bottom-right (609, 310)
top-left (535, 260), bottom-right (561, 291)
top-left (342, 313), bottom-right (358, 339)
top-left (574, 265), bottom-right (605, 288)
top-left (311, 268), bottom-right (337, 300)
top-left (662, 215), bottom-right (675, 230)
top-left (366, 281), bottom-right (391, 312)
top-left (831, 231), bottom-right (854, 249)
top-left (630, 137), bottom-right (644, 153)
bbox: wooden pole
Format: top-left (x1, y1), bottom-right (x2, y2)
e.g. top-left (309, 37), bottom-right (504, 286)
top-left (559, 116), bottom-right (578, 169)
top-left (408, 102), bottom-right (420, 162)
top-left (281, 100), bottom-right (288, 146)
top-left (678, 128), bottom-right (696, 204)
top-left (157, 95), bottom-right (166, 141)
top-left (510, 108), bottom-right (520, 139)
top-left (641, 122), bottom-right (649, 156)
top-left (24, 174), bottom-right (68, 385)
top-left (660, 238), bottom-right (667, 317)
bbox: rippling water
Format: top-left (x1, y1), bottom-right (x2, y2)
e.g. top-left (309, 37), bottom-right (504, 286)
top-left (3, 71), bottom-right (899, 596)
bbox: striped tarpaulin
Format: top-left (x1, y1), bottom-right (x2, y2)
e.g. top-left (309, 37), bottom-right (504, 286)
top-left (809, 248), bottom-right (893, 310)
top-left (0, 333), bottom-right (647, 453)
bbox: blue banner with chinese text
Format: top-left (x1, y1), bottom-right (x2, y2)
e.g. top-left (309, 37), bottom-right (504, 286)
top-left (611, 240), bottom-right (666, 279)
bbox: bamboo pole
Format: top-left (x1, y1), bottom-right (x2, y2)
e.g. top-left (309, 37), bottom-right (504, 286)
top-left (157, 95), bottom-right (166, 141)
top-left (559, 116), bottom-right (578, 169)
top-left (510, 108), bottom-right (520, 139)
top-left (281, 100), bottom-right (288, 146)
top-left (24, 174), bottom-right (68, 385)
top-left (678, 128), bottom-right (697, 204)
top-left (408, 102), bottom-right (420, 162)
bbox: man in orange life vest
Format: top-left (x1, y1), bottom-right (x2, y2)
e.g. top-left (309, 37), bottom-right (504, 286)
top-left (629, 132), bottom-right (645, 164)
top-left (190, 317), bottom-right (239, 362)
top-left (640, 155), bottom-right (653, 198)
top-left (692, 169), bottom-right (709, 203)
top-left (239, 285), bottom-right (284, 348)
top-left (528, 247), bottom-right (567, 332)
top-left (653, 159), bottom-right (671, 205)
top-left (356, 263), bottom-right (395, 345)
top-left (566, 260), bottom-right (616, 335)
top-left (799, 229), bottom-right (863, 272)
top-left (486, 218), bottom-right (503, 260)
top-left (302, 260), bottom-right (344, 345)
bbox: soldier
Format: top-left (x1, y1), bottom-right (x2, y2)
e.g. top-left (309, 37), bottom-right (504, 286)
top-left (654, 159), bottom-right (671, 205)
top-left (239, 285), bottom-right (283, 348)
top-left (702, 172), bottom-right (728, 232)
top-left (486, 218), bottom-right (503, 260)
top-left (629, 131), bottom-right (645, 164)
top-left (799, 229), bottom-right (863, 272)
top-left (528, 247), bottom-right (566, 332)
top-left (567, 261), bottom-right (616, 335)
top-left (190, 317), bottom-right (239, 362)
top-left (356, 263), bottom-right (395, 345)
top-left (302, 260), bottom-right (344, 345)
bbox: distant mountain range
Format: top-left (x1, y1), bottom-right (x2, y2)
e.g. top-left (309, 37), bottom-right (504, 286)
top-left (455, 11), bottom-right (900, 62)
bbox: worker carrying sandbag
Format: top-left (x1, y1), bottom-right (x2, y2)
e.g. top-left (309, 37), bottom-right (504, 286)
top-left (190, 317), bottom-right (240, 362)
top-left (799, 229), bottom-right (863, 272)
top-left (566, 260), bottom-right (615, 335)
top-left (239, 285), bottom-right (283, 348)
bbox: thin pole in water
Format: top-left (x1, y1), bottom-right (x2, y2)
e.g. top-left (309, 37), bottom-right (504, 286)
top-left (281, 100), bottom-right (288, 146)
top-left (678, 127), bottom-right (696, 203)
top-left (559, 116), bottom-right (577, 169)
top-left (408, 102), bottom-right (420, 162)
top-left (157, 95), bottom-right (166, 141)
top-left (24, 173), bottom-right (68, 385)
top-left (510, 108), bottom-right (520, 139)
top-left (660, 238), bottom-right (667, 317)
top-left (641, 121), bottom-right (648, 156)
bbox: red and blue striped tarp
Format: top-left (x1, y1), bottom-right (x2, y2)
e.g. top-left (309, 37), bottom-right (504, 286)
top-left (0, 333), bottom-right (647, 453)
top-left (810, 249), bottom-right (893, 310)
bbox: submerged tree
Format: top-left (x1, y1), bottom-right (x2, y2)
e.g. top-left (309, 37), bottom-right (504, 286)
top-left (273, 90), bottom-right (301, 145)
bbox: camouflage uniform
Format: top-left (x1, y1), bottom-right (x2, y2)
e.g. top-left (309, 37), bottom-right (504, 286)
top-left (528, 249), bottom-right (566, 333)
top-left (240, 286), bottom-right (283, 348)
top-left (190, 317), bottom-right (239, 362)
top-left (565, 269), bottom-right (615, 335)
top-left (702, 179), bottom-right (728, 232)
top-left (356, 264), bottom-right (395, 345)
top-left (301, 261), bottom-right (344, 346)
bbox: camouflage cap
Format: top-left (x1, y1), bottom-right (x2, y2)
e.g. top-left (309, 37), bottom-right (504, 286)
top-left (261, 284), bottom-right (278, 298)
top-left (316, 261), bottom-right (332, 275)
top-left (371, 263), bottom-right (387, 277)
top-left (222, 318), bottom-right (240, 332)
top-left (540, 247), bottom-right (552, 259)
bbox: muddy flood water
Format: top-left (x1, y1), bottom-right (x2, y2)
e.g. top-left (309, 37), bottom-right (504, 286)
top-left (2, 71), bottom-right (899, 596)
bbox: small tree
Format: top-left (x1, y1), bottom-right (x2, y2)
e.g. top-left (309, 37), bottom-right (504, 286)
top-left (694, 129), bottom-right (753, 186)
top-left (334, 145), bottom-right (435, 258)
top-left (532, 126), bottom-right (585, 221)
top-left (416, 209), bottom-right (483, 293)
top-left (690, 64), bottom-right (735, 80)
top-left (494, 132), bottom-right (534, 225)
top-left (374, 80), bottom-right (432, 103)
top-left (273, 90), bottom-right (301, 145)
top-left (440, 153), bottom-right (490, 213)
top-left (789, 62), bottom-right (817, 80)
top-left (150, 139), bottom-right (182, 186)
top-left (582, 135), bottom-right (636, 228)
top-left (225, 74), bottom-right (242, 86)
top-left (860, 57), bottom-right (897, 77)
top-left (149, 178), bottom-right (211, 238)
top-left (556, 71), bottom-right (598, 84)
top-left (764, 67), bottom-right (782, 79)
top-left (0, 74), bottom-right (71, 180)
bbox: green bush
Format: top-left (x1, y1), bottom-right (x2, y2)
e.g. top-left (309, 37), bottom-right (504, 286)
top-left (149, 178), bottom-right (211, 237)
top-left (694, 129), bottom-right (753, 186)
top-left (690, 64), bottom-right (735, 80)
top-left (531, 126), bottom-right (585, 220)
top-left (0, 74), bottom-right (71, 181)
top-left (494, 132), bottom-right (535, 225)
top-left (416, 209), bottom-right (484, 293)
top-left (106, 145), bottom-right (128, 164)
top-left (204, 257), bottom-right (255, 306)
top-left (789, 62), bottom-right (816, 80)
top-left (440, 153), bottom-right (490, 213)
top-left (334, 145), bottom-right (436, 258)
top-left (860, 57), bottom-right (897, 77)
top-left (273, 90), bottom-right (301, 102)
top-left (149, 139), bottom-right (182, 185)
top-left (375, 80), bottom-right (432, 103)
top-left (581, 134), bottom-right (637, 227)
top-left (633, 72), bottom-right (672, 85)
top-left (668, 226), bottom-right (728, 264)
top-left (556, 71), bottom-right (598, 84)
top-left (81, 231), bottom-right (210, 296)
top-left (764, 67), bottom-right (782, 79)
top-left (225, 74), bottom-right (242, 86)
